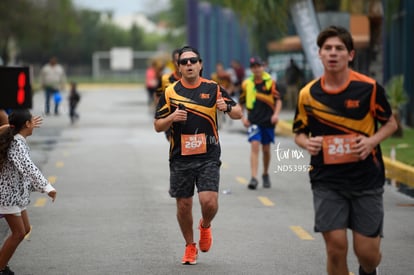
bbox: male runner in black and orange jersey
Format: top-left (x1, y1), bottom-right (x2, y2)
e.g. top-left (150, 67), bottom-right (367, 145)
top-left (154, 46), bottom-right (242, 265)
top-left (155, 48), bottom-right (181, 105)
top-left (155, 48), bottom-right (181, 140)
top-left (293, 26), bottom-right (397, 275)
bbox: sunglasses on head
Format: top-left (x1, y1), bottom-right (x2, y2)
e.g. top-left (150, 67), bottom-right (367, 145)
top-left (178, 57), bottom-right (199, 65)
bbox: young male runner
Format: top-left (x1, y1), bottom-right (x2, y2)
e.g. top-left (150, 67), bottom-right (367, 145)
top-left (293, 26), bottom-right (397, 275)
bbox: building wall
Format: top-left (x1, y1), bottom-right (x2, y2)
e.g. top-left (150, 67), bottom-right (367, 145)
top-left (186, 0), bottom-right (250, 78)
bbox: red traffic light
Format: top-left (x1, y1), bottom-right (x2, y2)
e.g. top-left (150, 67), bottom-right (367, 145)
top-left (0, 66), bottom-right (32, 109)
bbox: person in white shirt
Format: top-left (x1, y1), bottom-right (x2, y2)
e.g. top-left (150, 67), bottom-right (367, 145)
top-left (0, 109), bottom-right (57, 274)
top-left (40, 57), bottom-right (66, 115)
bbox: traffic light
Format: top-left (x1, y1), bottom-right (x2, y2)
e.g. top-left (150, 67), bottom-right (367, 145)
top-left (0, 66), bottom-right (32, 109)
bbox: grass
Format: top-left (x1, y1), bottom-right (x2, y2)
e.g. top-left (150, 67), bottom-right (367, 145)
top-left (381, 127), bottom-right (414, 166)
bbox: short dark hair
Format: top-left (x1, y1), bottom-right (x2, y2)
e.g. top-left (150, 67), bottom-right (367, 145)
top-left (171, 48), bottom-right (180, 61)
top-left (317, 25), bottom-right (354, 53)
top-left (178, 46), bottom-right (202, 62)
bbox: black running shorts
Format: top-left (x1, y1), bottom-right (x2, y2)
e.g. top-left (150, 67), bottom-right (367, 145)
top-left (312, 186), bottom-right (384, 237)
top-left (169, 159), bottom-right (221, 198)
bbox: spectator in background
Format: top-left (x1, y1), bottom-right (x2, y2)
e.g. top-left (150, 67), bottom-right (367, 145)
top-left (211, 62), bottom-right (236, 128)
top-left (0, 109), bottom-right (56, 275)
top-left (230, 60), bottom-right (245, 97)
top-left (264, 60), bottom-right (277, 81)
top-left (68, 82), bottom-right (81, 124)
top-left (211, 62), bottom-right (235, 96)
top-left (284, 58), bottom-right (303, 110)
top-left (145, 59), bottom-right (164, 108)
top-left (40, 56), bottom-right (67, 115)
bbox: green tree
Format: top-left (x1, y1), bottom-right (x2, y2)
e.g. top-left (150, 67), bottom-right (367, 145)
top-left (151, 0), bottom-right (186, 49)
top-left (155, 0), bottom-right (187, 28)
top-left (17, 0), bottom-right (80, 64)
top-left (386, 75), bottom-right (408, 137)
top-left (0, 0), bottom-right (40, 64)
top-left (207, 0), bottom-right (384, 57)
top-left (130, 23), bottom-right (145, 50)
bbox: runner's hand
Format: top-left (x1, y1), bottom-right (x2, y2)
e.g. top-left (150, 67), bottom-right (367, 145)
top-left (306, 136), bottom-right (323, 156)
top-left (216, 97), bottom-right (227, 112)
top-left (271, 113), bottom-right (279, 124)
top-left (242, 116), bottom-right (250, 128)
top-left (173, 108), bottom-right (187, 123)
top-left (353, 135), bottom-right (375, 160)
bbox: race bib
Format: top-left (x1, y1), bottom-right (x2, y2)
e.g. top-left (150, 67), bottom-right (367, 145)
top-left (322, 134), bottom-right (359, 164)
top-left (181, 133), bottom-right (207, 156)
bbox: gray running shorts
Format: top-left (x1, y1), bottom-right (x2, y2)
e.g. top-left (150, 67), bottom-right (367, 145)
top-left (169, 159), bottom-right (221, 198)
top-left (312, 186), bottom-right (384, 237)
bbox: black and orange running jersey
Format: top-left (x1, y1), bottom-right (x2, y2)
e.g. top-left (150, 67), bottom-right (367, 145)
top-left (155, 77), bottom-right (236, 161)
top-left (156, 71), bottom-right (181, 97)
top-left (240, 73), bottom-right (281, 128)
top-left (293, 70), bottom-right (393, 191)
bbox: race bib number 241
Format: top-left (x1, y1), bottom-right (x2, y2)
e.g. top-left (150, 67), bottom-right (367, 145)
top-left (322, 134), bottom-right (359, 164)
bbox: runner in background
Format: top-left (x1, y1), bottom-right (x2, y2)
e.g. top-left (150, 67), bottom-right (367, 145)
top-left (239, 56), bottom-right (282, 190)
top-left (156, 48), bottom-right (181, 140)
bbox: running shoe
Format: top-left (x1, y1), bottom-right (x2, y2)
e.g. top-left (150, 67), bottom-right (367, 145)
top-left (247, 177), bottom-right (258, 190)
top-left (262, 174), bottom-right (271, 188)
top-left (181, 243), bottom-right (198, 265)
top-left (0, 266), bottom-right (14, 275)
top-left (198, 219), bottom-right (212, 252)
top-left (359, 265), bottom-right (378, 275)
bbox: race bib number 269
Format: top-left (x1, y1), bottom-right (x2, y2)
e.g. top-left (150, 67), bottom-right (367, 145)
top-left (322, 134), bottom-right (359, 164)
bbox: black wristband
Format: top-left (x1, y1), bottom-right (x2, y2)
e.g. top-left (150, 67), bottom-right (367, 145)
top-left (226, 104), bottom-right (232, 113)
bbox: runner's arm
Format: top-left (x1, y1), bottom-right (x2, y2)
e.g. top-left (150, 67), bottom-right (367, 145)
top-left (295, 133), bottom-right (323, 156)
top-left (154, 108), bottom-right (186, 132)
top-left (227, 104), bottom-right (243, 119)
top-left (353, 115), bottom-right (398, 160)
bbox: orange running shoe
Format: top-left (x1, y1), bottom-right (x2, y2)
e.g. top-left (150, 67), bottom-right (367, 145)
top-left (198, 219), bottom-right (212, 252)
top-left (181, 243), bottom-right (198, 265)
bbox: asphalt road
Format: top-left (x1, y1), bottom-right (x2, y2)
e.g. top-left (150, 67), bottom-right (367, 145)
top-left (1, 85), bottom-right (413, 275)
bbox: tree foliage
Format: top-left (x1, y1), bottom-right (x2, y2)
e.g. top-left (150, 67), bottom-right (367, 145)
top-left (153, 0), bottom-right (187, 28)
top-left (0, 0), bottom-right (166, 67)
top-left (206, 0), bottom-right (380, 56)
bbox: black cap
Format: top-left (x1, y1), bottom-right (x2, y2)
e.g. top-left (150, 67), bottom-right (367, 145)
top-left (249, 56), bottom-right (263, 67)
